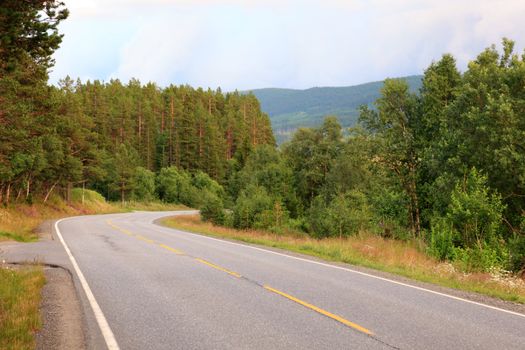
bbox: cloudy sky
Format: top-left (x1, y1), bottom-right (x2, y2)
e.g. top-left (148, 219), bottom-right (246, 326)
top-left (49, 0), bottom-right (525, 91)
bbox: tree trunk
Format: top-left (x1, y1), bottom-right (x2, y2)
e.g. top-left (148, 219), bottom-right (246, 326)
top-left (25, 177), bottom-right (31, 199)
top-left (82, 181), bottom-right (85, 205)
top-left (43, 180), bottom-right (59, 203)
top-left (66, 182), bottom-right (72, 204)
top-left (169, 95), bottom-right (174, 166)
top-left (6, 183), bottom-right (10, 204)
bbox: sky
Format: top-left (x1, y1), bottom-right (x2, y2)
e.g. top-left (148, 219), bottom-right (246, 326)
top-left (49, 0), bottom-right (525, 91)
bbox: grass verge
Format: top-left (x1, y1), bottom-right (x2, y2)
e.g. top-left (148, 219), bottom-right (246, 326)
top-left (162, 214), bottom-right (525, 304)
top-left (0, 192), bottom-right (187, 243)
top-left (0, 266), bottom-right (45, 350)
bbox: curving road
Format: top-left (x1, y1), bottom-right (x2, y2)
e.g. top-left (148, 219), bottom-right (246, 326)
top-left (5, 211), bottom-right (525, 349)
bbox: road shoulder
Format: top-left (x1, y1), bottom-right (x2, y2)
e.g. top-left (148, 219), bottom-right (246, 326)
top-left (37, 266), bottom-right (85, 350)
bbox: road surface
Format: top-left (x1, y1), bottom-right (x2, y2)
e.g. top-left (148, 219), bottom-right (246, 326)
top-left (3, 211), bottom-right (525, 349)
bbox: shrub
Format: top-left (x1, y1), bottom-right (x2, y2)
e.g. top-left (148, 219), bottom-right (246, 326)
top-left (307, 190), bottom-right (372, 239)
top-left (131, 167), bottom-right (156, 202)
top-left (428, 218), bottom-right (457, 261)
top-left (192, 171), bottom-right (225, 199)
top-left (446, 168), bottom-right (505, 248)
top-left (508, 234), bottom-right (525, 272)
top-left (200, 191), bottom-right (225, 225)
top-left (233, 185), bottom-right (273, 229)
top-left (454, 242), bottom-right (508, 272)
top-left (427, 169), bottom-right (508, 271)
top-left (370, 187), bottom-right (410, 236)
top-left (156, 167), bottom-right (193, 204)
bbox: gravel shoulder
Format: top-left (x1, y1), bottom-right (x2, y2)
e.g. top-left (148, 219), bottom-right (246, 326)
top-left (36, 266), bottom-right (85, 350)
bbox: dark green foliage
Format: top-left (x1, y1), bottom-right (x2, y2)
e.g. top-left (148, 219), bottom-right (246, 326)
top-left (200, 191), bottom-right (225, 225)
top-left (156, 167), bottom-right (192, 204)
top-left (428, 169), bottom-right (507, 269)
top-left (307, 191), bottom-right (371, 239)
top-left (131, 167), bottom-right (156, 202)
top-left (233, 185), bottom-right (274, 230)
top-left (192, 171), bottom-right (225, 199)
top-left (446, 169), bottom-right (505, 248)
top-left (156, 167), bottom-right (226, 211)
top-left (283, 117), bottom-right (344, 208)
top-left (508, 233), bottom-right (525, 272)
top-left (0, 0), bottom-right (68, 75)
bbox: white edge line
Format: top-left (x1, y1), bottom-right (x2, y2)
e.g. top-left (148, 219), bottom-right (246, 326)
top-left (152, 214), bottom-right (525, 319)
top-left (55, 218), bottom-right (120, 350)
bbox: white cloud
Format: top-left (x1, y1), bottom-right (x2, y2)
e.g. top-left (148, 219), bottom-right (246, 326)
top-left (52, 0), bottom-right (525, 89)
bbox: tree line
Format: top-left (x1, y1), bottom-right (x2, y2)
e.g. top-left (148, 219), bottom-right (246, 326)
top-left (0, 3), bottom-right (274, 204)
top-left (201, 39), bottom-right (524, 274)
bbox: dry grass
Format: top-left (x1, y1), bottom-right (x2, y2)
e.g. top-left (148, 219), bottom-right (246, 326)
top-left (163, 214), bottom-right (525, 304)
top-left (0, 265), bottom-right (45, 350)
top-left (0, 194), bottom-right (188, 243)
top-left (0, 197), bottom-right (117, 242)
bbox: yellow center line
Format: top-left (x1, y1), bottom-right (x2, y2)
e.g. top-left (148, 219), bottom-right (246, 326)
top-left (106, 220), bottom-right (133, 235)
top-left (136, 235), bottom-right (155, 244)
top-left (264, 285), bottom-right (373, 336)
top-left (195, 258), bottom-right (242, 278)
top-left (159, 243), bottom-right (185, 255)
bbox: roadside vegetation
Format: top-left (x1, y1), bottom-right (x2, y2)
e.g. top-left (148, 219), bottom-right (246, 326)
top-left (183, 40), bottom-right (525, 291)
top-left (164, 214), bottom-right (525, 303)
top-left (0, 266), bottom-right (45, 350)
top-left (0, 188), bottom-right (185, 243)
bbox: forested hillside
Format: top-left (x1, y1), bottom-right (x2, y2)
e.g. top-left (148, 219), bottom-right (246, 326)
top-left (249, 76), bottom-right (422, 143)
top-left (0, 1), bottom-right (274, 204)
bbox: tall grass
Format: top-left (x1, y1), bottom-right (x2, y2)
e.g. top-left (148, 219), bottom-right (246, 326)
top-left (163, 214), bottom-right (525, 304)
top-left (0, 266), bottom-right (45, 350)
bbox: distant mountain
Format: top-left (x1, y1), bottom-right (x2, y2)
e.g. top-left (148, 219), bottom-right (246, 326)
top-left (247, 75), bottom-right (423, 143)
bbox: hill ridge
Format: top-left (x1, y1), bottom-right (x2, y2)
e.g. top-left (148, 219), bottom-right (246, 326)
top-left (247, 75), bottom-right (423, 143)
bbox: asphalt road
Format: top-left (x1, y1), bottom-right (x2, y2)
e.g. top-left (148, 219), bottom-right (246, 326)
top-left (4, 211), bottom-right (525, 349)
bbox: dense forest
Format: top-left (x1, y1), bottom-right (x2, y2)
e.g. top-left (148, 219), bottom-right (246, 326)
top-left (0, 1), bottom-right (274, 204)
top-left (1, 1), bottom-right (524, 274)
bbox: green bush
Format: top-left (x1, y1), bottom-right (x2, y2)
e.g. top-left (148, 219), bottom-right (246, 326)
top-left (454, 242), bottom-right (508, 272)
top-left (508, 234), bottom-right (525, 272)
top-left (131, 167), bottom-right (156, 202)
top-left (307, 190), bottom-right (372, 238)
top-left (370, 187), bottom-right (410, 237)
top-left (156, 167), bottom-right (186, 203)
top-left (446, 168), bottom-right (505, 248)
top-left (428, 218), bottom-right (457, 261)
top-left (200, 191), bottom-right (225, 225)
top-left (427, 169), bottom-right (508, 271)
top-left (233, 185), bottom-right (273, 229)
top-left (192, 171), bottom-right (225, 199)
top-left (157, 166), bottom-right (200, 207)
top-left (306, 196), bottom-right (332, 238)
